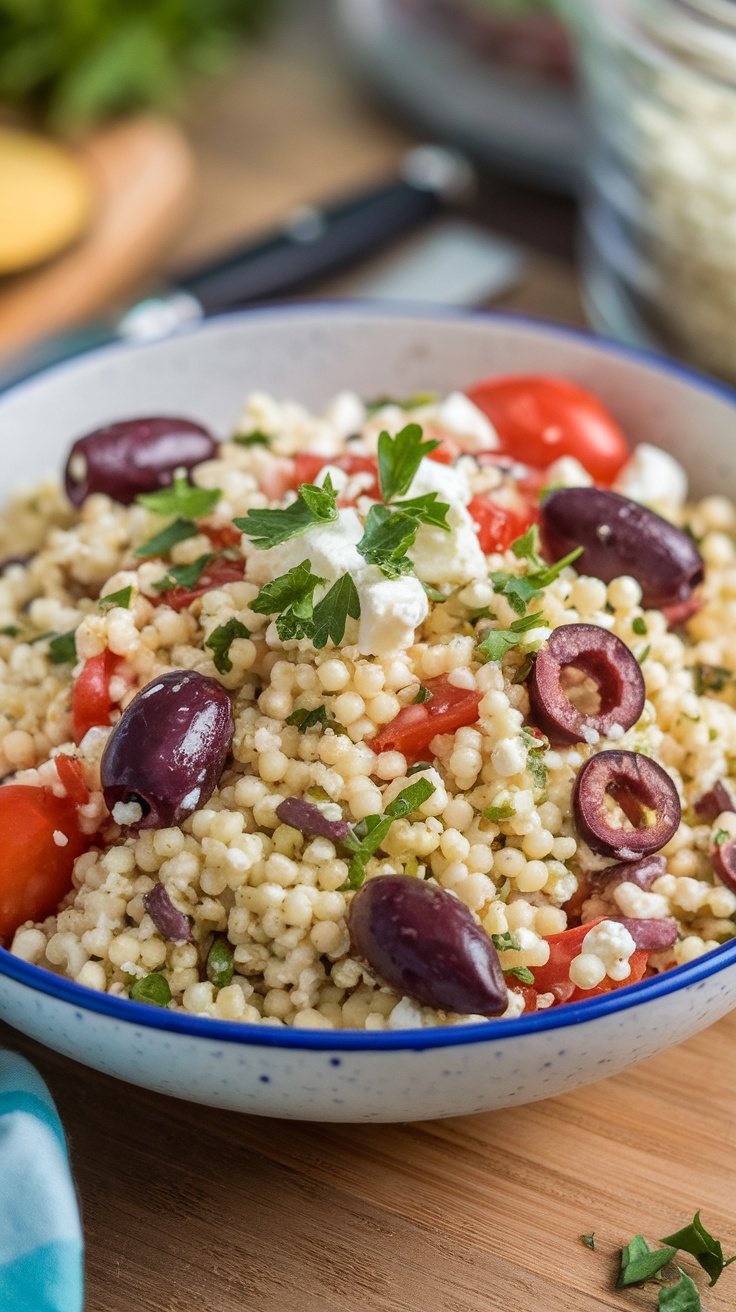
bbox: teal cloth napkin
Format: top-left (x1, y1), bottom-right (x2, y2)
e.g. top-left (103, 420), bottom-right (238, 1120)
top-left (0, 1051), bottom-right (84, 1312)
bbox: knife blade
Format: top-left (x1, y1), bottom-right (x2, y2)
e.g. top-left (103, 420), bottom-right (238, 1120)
top-left (0, 144), bottom-right (473, 391)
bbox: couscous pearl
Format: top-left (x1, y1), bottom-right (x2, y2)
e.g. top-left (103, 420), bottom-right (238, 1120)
top-left (318, 659), bottom-right (350, 692)
top-left (367, 692), bottom-right (400, 724)
top-left (515, 860), bottom-right (549, 893)
top-left (3, 729), bottom-right (35, 768)
top-left (442, 797), bottom-right (474, 830)
top-left (522, 829), bottom-right (555, 860)
top-left (607, 576), bottom-right (642, 609)
top-left (440, 829), bottom-right (471, 862)
top-left (353, 663), bottom-right (385, 697)
top-left (494, 846), bottom-right (526, 880)
top-left (373, 751), bottom-right (407, 780)
top-left (569, 953), bottom-right (607, 990)
top-left (259, 749), bottom-right (289, 782)
top-left (333, 692), bottom-right (365, 726)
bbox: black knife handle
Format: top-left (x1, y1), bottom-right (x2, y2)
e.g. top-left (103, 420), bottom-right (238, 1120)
top-left (178, 175), bottom-right (450, 314)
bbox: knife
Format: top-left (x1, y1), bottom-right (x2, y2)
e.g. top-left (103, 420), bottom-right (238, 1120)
top-left (0, 144), bottom-right (473, 391)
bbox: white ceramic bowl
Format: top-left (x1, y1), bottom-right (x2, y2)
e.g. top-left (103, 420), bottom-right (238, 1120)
top-left (1, 305), bottom-right (735, 1122)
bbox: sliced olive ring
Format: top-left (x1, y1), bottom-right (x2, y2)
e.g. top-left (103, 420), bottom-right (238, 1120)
top-left (572, 749), bottom-right (681, 860)
top-left (529, 623), bottom-right (645, 747)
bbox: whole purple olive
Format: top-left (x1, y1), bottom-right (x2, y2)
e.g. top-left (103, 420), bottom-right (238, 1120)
top-left (64, 416), bottom-right (217, 506)
top-left (529, 623), bottom-right (644, 746)
top-left (572, 749), bottom-right (681, 860)
top-left (101, 670), bottom-right (233, 831)
top-left (540, 487), bottom-right (703, 611)
top-left (711, 835), bottom-right (736, 893)
top-left (347, 875), bottom-right (508, 1016)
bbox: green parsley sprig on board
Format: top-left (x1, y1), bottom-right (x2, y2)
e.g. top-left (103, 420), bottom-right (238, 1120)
top-left (581, 1214), bottom-right (736, 1311)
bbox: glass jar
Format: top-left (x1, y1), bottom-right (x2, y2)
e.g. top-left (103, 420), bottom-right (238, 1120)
top-left (560, 0), bottom-right (736, 381)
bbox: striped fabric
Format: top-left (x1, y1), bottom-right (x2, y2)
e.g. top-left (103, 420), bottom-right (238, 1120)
top-left (0, 1051), bottom-right (83, 1312)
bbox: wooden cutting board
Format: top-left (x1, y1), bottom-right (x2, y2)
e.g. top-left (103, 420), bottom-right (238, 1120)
top-left (0, 115), bottom-right (195, 359)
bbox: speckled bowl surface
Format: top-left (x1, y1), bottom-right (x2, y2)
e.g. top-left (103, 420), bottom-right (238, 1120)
top-left (1, 305), bottom-right (735, 1122)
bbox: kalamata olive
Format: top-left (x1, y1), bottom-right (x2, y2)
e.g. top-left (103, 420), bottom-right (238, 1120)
top-left (711, 836), bottom-right (736, 893)
top-left (611, 917), bottom-right (679, 951)
top-left (590, 853), bottom-right (666, 892)
top-left (143, 883), bottom-right (192, 943)
top-left (540, 488), bottom-right (704, 610)
top-left (101, 670), bottom-right (233, 830)
top-left (573, 749), bottom-right (681, 860)
top-left (529, 623), bottom-right (644, 746)
top-left (694, 780), bottom-right (736, 823)
top-left (347, 875), bottom-right (508, 1016)
top-left (64, 416), bottom-right (217, 506)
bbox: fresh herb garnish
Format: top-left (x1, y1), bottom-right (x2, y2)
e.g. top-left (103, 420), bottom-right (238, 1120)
top-left (714, 829), bottom-right (729, 846)
top-left (580, 1233), bottom-right (596, 1251)
top-left (233, 430), bottom-right (271, 447)
top-left (421, 581), bottom-right (447, 603)
top-left (311, 572), bottom-right (360, 649)
top-left (377, 423), bottom-right (440, 502)
top-left (694, 664), bottom-right (734, 696)
top-left (235, 476), bottom-right (339, 550)
top-left (286, 705), bottom-right (347, 736)
top-left (414, 685), bottom-right (432, 704)
top-left (99, 585), bottom-right (133, 610)
top-left (660, 1213), bottom-right (736, 1286)
top-left (491, 525), bottom-right (582, 617)
top-left (511, 654), bottom-right (534, 685)
top-left (658, 1271), bottom-right (702, 1311)
top-left (0, 625), bottom-right (19, 637)
top-left (476, 611), bottom-right (544, 663)
top-left (251, 560), bottom-right (326, 641)
top-left (366, 392), bottom-right (437, 415)
top-left (204, 617), bottom-right (251, 674)
top-left (135, 516), bottom-right (198, 559)
top-left (491, 932), bottom-right (522, 952)
top-left (153, 553), bottom-right (215, 594)
top-left (356, 495), bottom-right (449, 580)
top-left (28, 630), bottom-right (54, 645)
top-left (406, 761), bottom-right (433, 776)
top-left (129, 972), bottom-right (171, 1007)
top-left (393, 493), bottom-right (451, 531)
top-left (342, 778), bottom-right (436, 890)
top-left (504, 965), bottom-right (535, 984)
top-left (484, 802), bottom-right (516, 822)
top-left (618, 1235), bottom-right (677, 1287)
top-left (137, 473), bottom-right (220, 519)
top-left (633, 616), bottom-right (648, 635)
top-left (206, 937), bottom-right (235, 990)
top-left (638, 643), bottom-right (652, 665)
top-left (48, 629), bottom-right (77, 664)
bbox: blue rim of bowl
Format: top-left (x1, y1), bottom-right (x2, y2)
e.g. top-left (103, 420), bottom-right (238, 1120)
top-left (1, 300), bottom-right (735, 1053)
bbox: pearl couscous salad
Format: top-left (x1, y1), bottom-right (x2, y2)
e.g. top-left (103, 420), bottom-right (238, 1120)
top-left (1, 372), bottom-right (735, 1031)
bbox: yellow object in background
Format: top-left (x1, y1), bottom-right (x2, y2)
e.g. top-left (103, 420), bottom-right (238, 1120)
top-left (0, 127), bottom-right (95, 275)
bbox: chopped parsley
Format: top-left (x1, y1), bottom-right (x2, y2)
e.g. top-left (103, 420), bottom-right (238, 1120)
top-left (618, 1235), bottom-right (677, 1287)
top-left (376, 423), bottom-right (440, 501)
top-left (99, 585), bottom-right (133, 610)
top-left (28, 630), bottom-right (54, 645)
top-left (206, 938), bottom-right (235, 990)
top-left (658, 1272), bottom-right (702, 1311)
top-left (580, 1233), bottom-right (596, 1251)
top-left (503, 965), bottom-right (535, 985)
top-left (235, 476), bottom-right (338, 550)
top-left (713, 829), bottom-right (729, 846)
top-left (135, 516), bottom-right (199, 558)
top-left (0, 625), bottom-right (19, 637)
top-left (633, 616), bottom-right (648, 635)
top-left (233, 429), bottom-right (271, 447)
top-left (286, 705), bottom-right (347, 735)
top-left (414, 685), bottom-right (432, 704)
top-left (511, 654), bottom-right (534, 685)
top-left (491, 932), bottom-right (522, 952)
top-left (152, 553), bottom-right (214, 594)
top-left (204, 617), bottom-right (251, 674)
top-left (476, 611), bottom-right (544, 664)
top-left (484, 802), bottom-right (516, 822)
top-left (393, 493), bottom-right (451, 531)
top-left (137, 473), bottom-right (220, 519)
top-left (406, 761), bottom-right (433, 776)
top-left (48, 630), bottom-right (77, 664)
top-left (366, 392), bottom-right (437, 415)
top-left (129, 972), bottom-right (171, 1007)
top-left (356, 495), bottom-right (449, 579)
top-left (311, 573), bottom-right (360, 649)
top-left (251, 560), bottom-right (326, 642)
top-left (491, 525), bottom-right (582, 617)
top-left (341, 778), bottom-right (436, 890)
top-left (694, 664), bottom-right (734, 696)
top-left (660, 1212), bottom-right (736, 1287)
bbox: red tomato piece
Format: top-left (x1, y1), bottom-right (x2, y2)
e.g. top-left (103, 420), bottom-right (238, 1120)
top-left (71, 650), bottom-right (118, 745)
top-left (200, 521), bottom-right (243, 551)
top-left (156, 556), bottom-right (246, 612)
top-left (507, 982), bottom-right (538, 1013)
top-left (530, 918), bottom-right (649, 1003)
top-left (55, 755), bottom-right (89, 807)
top-left (468, 494), bottom-right (537, 554)
top-left (0, 785), bottom-right (92, 941)
top-left (370, 674), bottom-right (482, 761)
top-left (466, 375), bottom-right (629, 484)
top-left (427, 437), bottom-right (461, 464)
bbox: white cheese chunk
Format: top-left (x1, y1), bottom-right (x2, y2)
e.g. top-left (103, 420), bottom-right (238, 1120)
top-left (355, 567), bottom-right (428, 656)
top-left (405, 457), bottom-right (486, 586)
top-left (435, 391), bottom-right (499, 451)
top-left (545, 455), bottom-right (593, 489)
top-left (244, 508), bottom-right (364, 587)
top-left (579, 918), bottom-right (637, 981)
top-left (613, 443), bottom-right (688, 508)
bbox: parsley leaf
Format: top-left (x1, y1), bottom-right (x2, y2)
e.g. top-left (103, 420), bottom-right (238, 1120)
top-left (491, 529), bottom-right (582, 617)
top-left (511, 524), bottom-right (546, 569)
top-left (476, 611), bottom-right (544, 663)
top-left (618, 1235), bottom-right (677, 1287)
top-left (251, 560), bottom-right (327, 642)
top-left (491, 932), bottom-right (522, 952)
top-left (99, 585), bottom-right (133, 610)
top-left (490, 570), bottom-right (541, 617)
top-left (356, 504), bottom-right (417, 578)
top-left (286, 705), bottom-right (347, 736)
top-left (204, 617), bottom-right (251, 674)
top-left (714, 828), bottom-right (729, 846)
top-left (235, 477), bottom-right (338, 550)
top-left (311, 573), bottom-right (360, 649)
top-left (484, 802), bottom-right (516, 821)
top-left (632, 616), bottom-right (648, 635)
top-left (366, 392), bottom-right (437, 415)
top-left (384, 777), bottom-right (435, 818)
top-left (694, 664), bottom-right (734, 696)
top-left (377, 423), bottom-right (441, 502)
top-left (414, 685), bottom-right (432, 704)
top-left (658, 1271), bottom-right (702, 1311)
top-left (233, 430), bottom-right (271, 447)
top-left (153, 553), bottom-right (215, 594)
top-left (661, 1213), bottom-right (736, 1286)
top-left (421, 581), bottom-right (447, 603)
top-left (137, 474), bottom-right (220, 519)
top-left (48, 629), bottom-right (77, 664)
top-left (406, 761), bottom-right (433, 776)
top-left (580, 1233), bottom-right (595, 1251)
top-left (135, 516), bottom-right (198, 559)
top-left (393, 493), bottom-right (451, 531)
top-left (504, 965), bottom-right (535, 984)
top-left (0, 625), bottom-right (19, 637)
top-left (341, 779), bottom-right (436, 889)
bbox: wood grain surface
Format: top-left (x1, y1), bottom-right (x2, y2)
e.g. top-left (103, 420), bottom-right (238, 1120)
top-left (2, 9), bottom-right (732, 1312)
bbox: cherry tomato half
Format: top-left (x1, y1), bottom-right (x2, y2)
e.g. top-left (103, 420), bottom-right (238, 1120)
top-left (0, 785), bottom-right (92, 941)
top-left (466, 375), bottom-right (629, 484)
top-left (72, 650), bottom-right (118, 745)
top-left (530, 919), bottom-right (649, 1003)
top-left (370, 674), bottom-right (482, 762)
top-left (55, 755), bottom-right (89, 807)
top-left (468, 494), bottom-right (537, 554)
top-left (155, 556), bottom-right (246, 612)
